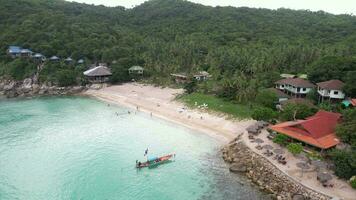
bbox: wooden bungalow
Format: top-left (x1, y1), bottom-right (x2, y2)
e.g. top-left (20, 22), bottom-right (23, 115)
top-left (171, 73), bottom-right (188, 84)
top-left (83, 65), bottom-right (112, 83)
top-left (128, 66), bottom-right (144, 76)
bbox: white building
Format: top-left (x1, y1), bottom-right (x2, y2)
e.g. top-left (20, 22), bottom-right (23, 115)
top-left (275, 78), bottom-right (315, 98)
top-left (317, 80), bottom-right (345, 102)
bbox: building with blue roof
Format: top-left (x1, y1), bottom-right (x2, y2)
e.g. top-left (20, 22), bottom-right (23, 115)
top-left (7, 46), bottom-right (22, 58)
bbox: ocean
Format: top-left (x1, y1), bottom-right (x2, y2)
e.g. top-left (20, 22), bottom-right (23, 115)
top-left (0, 96), bottom-right (268, 200)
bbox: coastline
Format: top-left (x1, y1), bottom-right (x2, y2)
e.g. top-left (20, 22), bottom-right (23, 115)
top-left (223, 137), bottom-right (331, 200)
top-left (82, 83), bottom-right (255, 144)
top-left (83, 83), bottom-right (355, 200)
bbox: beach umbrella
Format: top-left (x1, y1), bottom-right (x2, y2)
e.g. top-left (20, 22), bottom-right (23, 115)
top-left (273, 148), bottom-right (285, 155)
top-left (262, 144), bottom-right (273, 150)
top-left (311, 160), bottom-right (327, 171)
top-left (296, 162), bottom-right (311, 177)
top-left (317, 172), bottom-right (333, 183)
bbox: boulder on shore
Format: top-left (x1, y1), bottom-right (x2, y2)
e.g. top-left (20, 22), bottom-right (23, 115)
top-left (229, 163), bottom-right (247, 173)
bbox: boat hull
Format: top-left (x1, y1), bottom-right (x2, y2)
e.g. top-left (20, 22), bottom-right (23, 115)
top-left (136, 154), bottom-right (175, 169)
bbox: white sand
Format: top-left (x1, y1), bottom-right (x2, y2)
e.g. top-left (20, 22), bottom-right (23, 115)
top-left (84, 83), bottom-right (255, 143)
top-left (84, 83), bottom-right (355, 200)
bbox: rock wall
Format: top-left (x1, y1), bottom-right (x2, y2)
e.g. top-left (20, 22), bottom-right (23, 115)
top-left (222, 137), bottom-right (331, 200)
top-left (0, 78), bottom-right (87, 98)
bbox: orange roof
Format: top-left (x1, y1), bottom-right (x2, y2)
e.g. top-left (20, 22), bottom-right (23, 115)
top-left (351, 99), bottom-right (356, 107)
top-left (270, 110), bottom-right (341, 149)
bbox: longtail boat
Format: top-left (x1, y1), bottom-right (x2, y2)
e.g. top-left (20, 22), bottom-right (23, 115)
top-left (136, 154), bottom-right (175, 169)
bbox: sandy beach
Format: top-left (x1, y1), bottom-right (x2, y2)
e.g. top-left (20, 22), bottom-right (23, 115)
top-left (84, 83), bottom-right (254, 143)
top-left (84, 83), bottom-right (356, 200)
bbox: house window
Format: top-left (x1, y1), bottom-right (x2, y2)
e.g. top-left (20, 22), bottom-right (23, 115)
top-left (334, 91), bottom-right (339, 95)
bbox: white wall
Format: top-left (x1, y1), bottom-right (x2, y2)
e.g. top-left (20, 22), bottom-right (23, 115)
top-left (284, 85), bottom-right (311, 94)
top-left (318, 88), bottom-right (345, 99)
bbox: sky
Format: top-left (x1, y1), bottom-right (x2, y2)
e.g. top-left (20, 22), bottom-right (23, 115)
top-left (67, 0), bottom-right (356, 15)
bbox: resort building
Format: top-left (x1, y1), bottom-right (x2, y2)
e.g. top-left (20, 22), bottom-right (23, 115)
top-left (83, 65), bottom-right (112, 83)
top-left (270, 110), bottom-right (341, 149)
top-left (317, 80), bottom-right (345, 102)
top-left (128, 66), bottom-right (144, 76)
top-left (194, 71), bottom-right (210, 81)
top-left (32, 53), bottom-right (46, 62)
top-left (7, 46), bottom-right (22, 58)
top-left (275, 78), bottom-right (315, 98)
top-left (171, 73), bottom-right (188, 83)
top-left (20, 49), bottom-right (33, 57)
top-left (64, 57), bottom-right (73, 64)
top-left (49, 56), bottom-right (60, 62)
top-left (268, 88), bottom-right (290, 103)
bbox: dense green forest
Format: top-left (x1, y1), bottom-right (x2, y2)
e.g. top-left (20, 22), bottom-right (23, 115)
top-left (0, 0), bottom-right (356, 98)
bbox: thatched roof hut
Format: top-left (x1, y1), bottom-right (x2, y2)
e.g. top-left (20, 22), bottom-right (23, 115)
top-left (83, 65), bottom-right (112, 83)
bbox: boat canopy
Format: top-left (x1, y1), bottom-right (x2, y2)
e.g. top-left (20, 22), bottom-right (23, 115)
top-left (148, 156), bottom-right (158, 162)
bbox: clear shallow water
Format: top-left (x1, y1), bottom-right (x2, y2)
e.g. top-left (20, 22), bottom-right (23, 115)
top-left (0, 96), bottom-right (268, 200)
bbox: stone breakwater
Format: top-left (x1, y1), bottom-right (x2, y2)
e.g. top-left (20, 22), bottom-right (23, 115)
top-left (222, 137), bottom-right (330, 200)
top-left (0, 78), bottom-right (87, 98)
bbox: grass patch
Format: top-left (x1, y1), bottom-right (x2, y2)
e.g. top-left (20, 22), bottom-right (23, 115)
top-left (178, 93), bottom-right (253, 119)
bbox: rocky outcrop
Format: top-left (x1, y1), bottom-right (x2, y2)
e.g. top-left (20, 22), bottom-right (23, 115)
top-left (222, 137), bottom-right (331, 200)
top-left (0, 78), bottom-right (87, 98)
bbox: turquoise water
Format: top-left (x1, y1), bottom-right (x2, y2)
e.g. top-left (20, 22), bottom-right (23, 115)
top-left (0, 96), bottom-right (267, 200)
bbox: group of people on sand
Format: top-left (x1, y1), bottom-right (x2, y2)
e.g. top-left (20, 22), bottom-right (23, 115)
top-left (109, 104), bottom-right (153, 117)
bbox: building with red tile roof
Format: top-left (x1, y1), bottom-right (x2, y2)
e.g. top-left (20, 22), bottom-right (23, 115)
top-left (270, 110), bottom-right (342, 149)
top-left (351, 99), bottom-right (356, 107)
